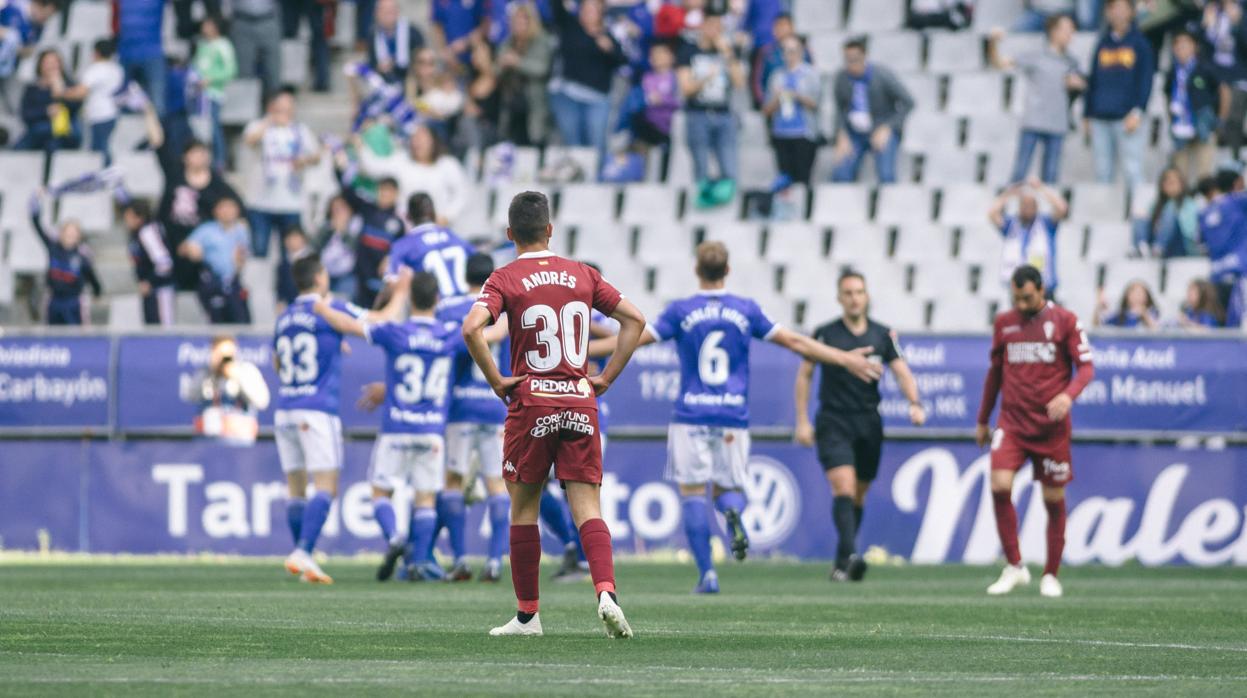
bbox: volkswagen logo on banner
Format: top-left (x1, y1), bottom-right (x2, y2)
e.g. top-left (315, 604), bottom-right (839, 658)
top-left (740, 455), bottom-right (801, 549)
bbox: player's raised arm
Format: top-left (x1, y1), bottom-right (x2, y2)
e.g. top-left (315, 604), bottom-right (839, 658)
top-left (793, 359), bottom-right (816, 446)
top-left (590, 298), bottom-right (647, 395)
top-left (463, 303), bottom-right (523, 400)
top-left (587, 325), bottom-right (657, 358)
top-left (313, 298), bottom-right (368, 338)
top-left (769, 327), bottom-right (882, 383)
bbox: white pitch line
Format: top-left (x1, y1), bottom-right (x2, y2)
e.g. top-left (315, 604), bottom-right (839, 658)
top-left (926, 633), bottom-right (1247, 654)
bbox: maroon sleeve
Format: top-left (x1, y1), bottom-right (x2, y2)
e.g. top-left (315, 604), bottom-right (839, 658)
top-left (588, 264), bottom-right (623, 317)
top-left (476, 271), bottom-right (507, 321)
top-left (1062, 311), bottom-right (1095, 400)
top-left (976, 318), bottom-right (1005, 426)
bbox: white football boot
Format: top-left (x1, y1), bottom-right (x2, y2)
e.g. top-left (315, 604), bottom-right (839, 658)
top-left (489, 614), bottom-right (543, 637)
top-left (986, 564), bottom-right (1031, 595)
top-left (597, 592), bottom-right (633, 639)
top-left (1040, 574), bottom-right (1063, 598)
top-left (284, 548), bottom-right (310, 576)
top-left (299, 554), bottom-right (334, 585)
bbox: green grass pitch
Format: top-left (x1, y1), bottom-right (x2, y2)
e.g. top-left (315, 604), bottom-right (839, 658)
top-left (1, 560), bottom-right (1245, 696)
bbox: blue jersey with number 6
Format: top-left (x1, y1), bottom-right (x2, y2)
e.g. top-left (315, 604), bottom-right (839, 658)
top-left (649, 291), bottom-right (778, 428)
top-left (273, 294), bottom-right (365, 414)
top-left (366, 317), bottom-right (466, 435)
top-left (387, 223), bottom-right (476, 298)
top-left (436, 294), bottom-right (509, 425)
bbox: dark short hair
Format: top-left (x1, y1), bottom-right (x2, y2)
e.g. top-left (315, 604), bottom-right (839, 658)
top-left (1215, 168), bottom-right (1240, 193)
top-left (377, 176), bottom-right (400, 191)
top-left (266, 87), bottom-right (296, 106)
top-left (838, 269), bottom-right (866, 289)
top-left (1044, 13), bottom-right (1073, 35)
top-left (695, 241), bottom-right (729, 282)
top-left (183, 139), bottom-right (209, 156)
top-left (1172, 28), bottom-right (1198, 45)
top-left (1011, 265), bottom-right (1044, 290)
top-left (200, 13), bottom-right (227, 33)
top-left (292, 254), bottom-right (324, 292)
top-left (408, 271), bottom-right (440, 310)
top-left (466, 252), bottom-right (495, 287)
top-left (773, 12), bottom-right (792, 24)
top-left (93, 38), bottom-right (115, 58)
top-left (407, 192), bottom-right (437, 224)
top-left (1104, 0), bottom-right (1134, 9)
top-left (1197, 175), bottom-right (1220, 198)
top-left (507, 191), bottom-right (551, 245)
top-left (123, 199), bottom-right (152, 223)
top-left (843, 36), bottom-right (867, 53)
top-left (283, 225), bottom-right (306, 240)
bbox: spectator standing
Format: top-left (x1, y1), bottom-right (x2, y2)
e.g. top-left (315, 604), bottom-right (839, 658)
top-left (117, 0), bottom-right (166, 117)
top-left (158, 140), bottom-right (244, 289)
top-left (179, 196), bottom-right (252, 324)
top-left (356, 124), bottom-right (469, 225)
top-left (830, 37), bottom-right (914, 184)
top-left (314, 194), bottom-right (360, 299)
top-left (548, 0), bottom-right (626, 153)
top-left (989, 16), bottom-right (1085, 184)
top-left (280, 0), bottom-right (329, 91)
top-left (1015, 0), bottom-right (1076, 32)
top-left (331, 147), bottom-right (405, 308)
top-left (1179, 279), bottom-right (1226, 328)
top-left (1095, 280), bottom-right (1160, 328)
top-left (763, 35), bottom-right (820, 189)
top-left (406, 47), bottom-right (466, 141)
top-left (750, 13), bottom-right (802, 108)
top-left (1166, 29), bottom-right (1228, 184)
top-left (121, 199), bottom-right (176, 326)
top-left (29, 194), bottom-right (100, 325)
top-left (678, 10), bottom-right (745, 208)
top-left (242, 89), bottom-right (320, 259)
top-left (1084, 0), bottom-right (1154, 188)
top-left (368, 0), bottom-right (425, 85)
top-left (1202, 0), bottom-right (1247, 157)
top-left (231, 0), bottom-right (283, 95)
top-left (494, 2), bottom-right (554, 146)
top-left (16, 49), bottom-right (81, 152)
top-left (483, 0), bottom-right (553, 45)
top-left (431, 0), bottom-right (484, 65)
top-left (630, 41), bottom-right (680, 150)
top-left (1134, 167), bottom-right (1200, 258)
top-left (192, 15), bottom-right (238, 169)
top-left (74, 40), bottom-right (126, 164)
top-left (988, 179), bottom-right (1070, 296)
top-left (1196, 170), bottom-right (1247, 327)
top-left (0, 0), bottom-right (60, 80)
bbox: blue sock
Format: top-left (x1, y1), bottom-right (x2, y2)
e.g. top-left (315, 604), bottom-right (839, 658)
top-left (286, 498), bottom-right (306, 547)
top-left (437, 490), bottom-right (467, 563)
top-left (682, 497), bottom-right (714, 577)
top-left (715, 490), bottom-right (747, 516)
top-left (539, 489), bottom-right (574, 545)
top-left (409, 508), bottom-right (437, 567)
top-left (487, 494), bottom-right (509, 561)
top-left (298, 491), bottom-right (333, 554)
top-left (373, 496), bottom-right (397, 544)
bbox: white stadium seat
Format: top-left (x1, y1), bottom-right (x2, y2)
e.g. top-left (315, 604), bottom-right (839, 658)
top-left (893, 224), bottom-right (956, 262)
top-left (1163, 258), bottom-right (1212, 303)
top-left (901, 110), bottom-right (962, 154)
top-left (939, 185), bottom-right (995, 226)
top-left (897, 72), bottom-right (941, 110)
top-left (875, 185), bottom-right (933, 226)
top-left (556, 183), bottom-right (618, 226)
top-left (930, 293), bottom-right (993, 331)
top-left (280, 40), bottom-right (309, 87)
top-left (1084, 223), bottom-right (1134, 262)
top-left (912, 260), bottom-right (973, 298)
top-left (964, 113), bottom-right (1019, 152)
top-left (973, 0), bottom-right (1025, 30)
top-left (847, 0), bottom-right (904, 32)
top-left (793, 0), bottom-right (844, 32)
top-left (1101, 259), bottom-right (1162, 303)
top-left (574, 222), bottom-right (632, 264)
top-left (765, 223), bottom-right (829, 261)
top-left (1070, 183), bottom-right (1127, 222)
top-left (811, 184), bottom-right (871, 225)
top-left (620, 185), bottom-right (680, 225)
top-left (114, 151), bottom-right (165, 201)
top-left (870, 33), bottom-right (924, 72)
top-left (702, 222), bottom-right (764, 258)
top-left (919, 149), bottom-right (980, 184)
top-left (927, 32), bottom-right (984, 73)
top-left (946, 73), bottom-right (1004, 115)
top-left (831, 223), bottom-right (891, 262)
top-left (220, 79), bottom-right (262, 127)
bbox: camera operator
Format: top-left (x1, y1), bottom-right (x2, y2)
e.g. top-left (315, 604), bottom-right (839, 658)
top-left (182, 334), bottom-right (271, 445)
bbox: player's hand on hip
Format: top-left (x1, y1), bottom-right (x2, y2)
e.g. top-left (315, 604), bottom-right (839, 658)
top-left (588, 374), bottom-right (612, 396)
top-left (794, 420), bottom-right (815, 447)
top-left (909, 402), bottom-right (927, 426)
top-left (846, 346), bottom-right (883, 383)
top-left (492, 374), bottom-right (526, 401)
top-left (1046, 393), bottom-right (1072, 421)
top-left (357, 382), bottom-right (385, 411)
top-left (974, 424), bottom-right (991, 448)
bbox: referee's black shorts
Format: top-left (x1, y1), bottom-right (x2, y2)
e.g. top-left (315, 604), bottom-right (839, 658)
top-left (814, 409), bottom-right (884, 482)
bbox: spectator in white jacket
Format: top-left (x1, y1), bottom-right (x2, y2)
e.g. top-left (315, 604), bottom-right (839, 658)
top-left (356, 123), bottom-right (469, 225)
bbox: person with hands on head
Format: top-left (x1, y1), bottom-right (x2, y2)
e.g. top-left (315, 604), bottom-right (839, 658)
top-left (988, 176), bottom-right (1069, 297)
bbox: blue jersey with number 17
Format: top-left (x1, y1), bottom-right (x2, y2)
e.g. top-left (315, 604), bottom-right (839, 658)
top-left (387, 222), bottom-right (476, 298)
top-left (273, 294), bottom-right (366, 414)
top-left (365, 317), bottom-right (466, 435)
top-left (649, 291), bottom-right (778, 428)
top-left (436, 293), bottom-right (509, 425)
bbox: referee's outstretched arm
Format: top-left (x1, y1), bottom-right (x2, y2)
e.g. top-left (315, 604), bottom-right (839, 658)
top-left (890, 356), bottom-right (926, 426)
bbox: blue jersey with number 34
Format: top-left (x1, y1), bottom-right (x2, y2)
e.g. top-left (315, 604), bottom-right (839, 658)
top-left (649, 291), bottom-right (778, 428)
top-left (273, 294), bottom-right (365, 414)
top-left (387, 223), bottom-right (476, 298)
top-left (366, 317), bottom-right (466, 435)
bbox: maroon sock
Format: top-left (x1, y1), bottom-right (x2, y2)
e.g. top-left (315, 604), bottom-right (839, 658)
top-left (578, 518), bottom-right (616, 596)
top-left (1044, 498), bottom-right (1066, 576)
top-left (509, 524), bottom-right (541, 614)
top-left (991, 491), bottom-right (1022, 566)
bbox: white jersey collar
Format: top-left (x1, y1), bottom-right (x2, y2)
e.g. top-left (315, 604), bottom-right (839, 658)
top-left (517, 250), bottom-right (557, 259)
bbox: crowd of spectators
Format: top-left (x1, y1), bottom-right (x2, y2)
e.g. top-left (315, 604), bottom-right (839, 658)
top-left (4, 0), bottom-right (1247, 334)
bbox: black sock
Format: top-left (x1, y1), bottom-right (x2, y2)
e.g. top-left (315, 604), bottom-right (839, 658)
top-left (517, 611), bottom-right (536, 624)
top-left (854, 505), bottom-right (864, 535)
top-left (608, 591), bottom-right (618, 604)
top-left (832, 496), bottom-right (857, 565)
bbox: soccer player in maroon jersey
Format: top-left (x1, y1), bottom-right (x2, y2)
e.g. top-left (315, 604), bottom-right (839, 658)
top-left (462, 191), bottom-right (647, 638)
top-left (975, 265), bottom-right (1095, 598)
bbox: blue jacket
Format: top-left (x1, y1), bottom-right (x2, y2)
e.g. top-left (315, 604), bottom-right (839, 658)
top-left (1085, 25), bottom-right (1154, 120)
top-left (118, 0), bottom-right (164, 65)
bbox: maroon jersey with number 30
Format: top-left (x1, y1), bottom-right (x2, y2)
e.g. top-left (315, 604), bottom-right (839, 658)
top-left (977, 302), bottom-right (1095, 441)
top-left (475, 251), bottom-right (622, 409)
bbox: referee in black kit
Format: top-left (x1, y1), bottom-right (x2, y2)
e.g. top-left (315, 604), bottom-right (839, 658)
top-left (794, 270), bottom-right (925, 582)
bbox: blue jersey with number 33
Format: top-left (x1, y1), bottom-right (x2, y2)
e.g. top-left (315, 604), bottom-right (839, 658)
top-left (273, 294), bottom-right (365, 414)
top-left (366, 317), bottom-right (466, 435)
top-left (649, 291), bottom-right (778, 428)
top-left (387, 223), bottom-right (476, 298)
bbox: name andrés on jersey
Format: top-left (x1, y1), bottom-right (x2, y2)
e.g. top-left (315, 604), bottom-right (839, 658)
top-left (1007, 341), bottom-right (1057, 364)
top-left (520, 270), bottom-right (578, 292)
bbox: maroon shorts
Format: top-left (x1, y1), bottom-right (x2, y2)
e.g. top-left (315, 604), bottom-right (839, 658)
top-left (503, 406), bottom-right (602, 485)
top-left (990, 428), bottom-right (1073, 487)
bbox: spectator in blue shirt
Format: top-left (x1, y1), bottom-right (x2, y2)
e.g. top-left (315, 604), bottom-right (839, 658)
top-left (1134, 167), bottom-right (1200, 258)
top-left (830, 37), bottom-right (914, 184)
top-left (763, 36), bottom-right (820, 189)
top-left (0, 0), bottom-right (60, 79)
top-left (1165, 29), bottom-right (1228, 185)
top-left (16, 49), bottom-right (81, 153)
top-left (431, 0), bottom-right (484, 66)
top-left (179, 196), bottom-right (252, 324)
top-left (1096, 280), bottom-right (1160, 329)
top-left (750, 13), bottom-right (805, 108)
top-left (989, 179), bottom-right (1070, 296)
top-left (368, 0), bottom-right (426, 85)
top-left (118, 0), bottom-right (166, 117)
top-left (1179, 279), bottom-right (1226, 329)
top-left (1083, 0), bottom-right (1154, 187)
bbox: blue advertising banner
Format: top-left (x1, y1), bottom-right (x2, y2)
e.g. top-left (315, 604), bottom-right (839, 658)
top-left (3, 439), bottom-right (1244, 566)
top-left (0, 336), bottom-right (111, 429)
